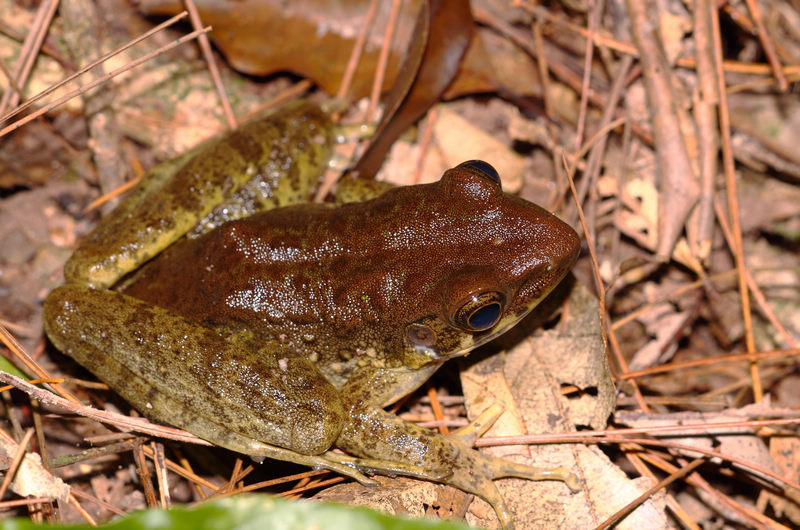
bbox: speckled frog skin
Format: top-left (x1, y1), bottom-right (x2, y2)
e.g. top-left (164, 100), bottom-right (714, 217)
top-left (44, 100), bottom-right (581, 528)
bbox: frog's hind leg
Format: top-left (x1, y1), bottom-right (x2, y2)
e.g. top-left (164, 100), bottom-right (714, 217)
top-left (44, 285), bottom-right (453, 487)
top-left (44, 284), bottom-right (348, 464)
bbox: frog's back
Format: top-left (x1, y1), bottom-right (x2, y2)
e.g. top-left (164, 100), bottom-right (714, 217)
top-left (122, 199), bottom-right (394, 331)
top-left (122, 170), bottom-right (579, 362)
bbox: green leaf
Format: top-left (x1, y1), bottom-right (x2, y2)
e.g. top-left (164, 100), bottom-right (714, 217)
top-left (0, 494), bottom-right (470, 529)
top-left (0, 358), bottom-right (29, 380)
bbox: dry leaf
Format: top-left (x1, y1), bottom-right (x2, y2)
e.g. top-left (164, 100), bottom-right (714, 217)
top-left (460, 281), bottom-right (669, 528)
top-left (0, 435), bottom-right (70, 503)
top-left (762, 437), bottom-right (800, 524)
top-left (628, 303), bottom-right (692, 371)
top-left (616, 408), bottom-right (785, 488)
top-left (376, 101), bottom-right (526, 191)
top-left (431, 105), bottom-right (525, 193)
top-left (616, 177), bottom-right (659, 250)
top-left (657, 3), bottom-right (691, 64)
top-left (139, 0), bottom-right (423, 98)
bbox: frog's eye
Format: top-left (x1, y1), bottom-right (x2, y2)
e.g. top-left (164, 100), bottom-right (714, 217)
top-left (456, 160), bottom-right (500, 184)
top-left (451, 291), bottom-right (506, 332)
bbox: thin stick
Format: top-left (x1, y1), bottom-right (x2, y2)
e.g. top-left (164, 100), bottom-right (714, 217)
top-left (479, 417), bottom-right (800, 449)
top-left (366, 0), bottom-right (401, 121)
top-left (83, 174), bottom-right (142, 212)
top-left (67, 494), bottom-right (98, 526)
top-left (619, 348), bottom-right (800, 380)
top-left (597, 457), bottom-right (706, 530)
top-left (184, 0), bottom-right (235, 129)
top-left (133, 441), bottom-right (157, 507)
top-left (412, 106), bottom-right (436, 184)
top-left (426, 384), bottom-right (448, 436)
top-left (742, 0), bottom-right (788, 90)
top-left (152, 442), bottom-right (170, 508)
top-left (709, 6), bottom-right (761, 400)
top-left (0, 371), bottom-right (211, 446)
top-left (1, 11), bottom-right (190, 124)
top-left (0, 429), bottom-right (35, 501)
top-left (140, 445), bottom-right (220, 493)
top-left (711, 197), bottom-right (798, 349)
top-left (0, 497), bottom-right (54, 510)
top-left (0, 324), bottom-right (80, 403)
top-left (0, 0), bottom-right (59, 117)
top-left (221, 470), bottom-right (330, 496)
top-left (639, 451), bottom-right (774, 527)
top-left (573, 0), bottom-right (601, 151)
top-left (281, 477), bottom-right (346, 497)
top-left (0, 26), bottom-right (210, 139)
top-left (336, 0), bottom-right (380, 100)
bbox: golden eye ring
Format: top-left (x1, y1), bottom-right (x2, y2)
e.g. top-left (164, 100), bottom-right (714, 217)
top-left (451, 291), bottom-right (506, 332)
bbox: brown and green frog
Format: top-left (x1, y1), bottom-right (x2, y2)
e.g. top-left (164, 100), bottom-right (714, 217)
top-left (43, 100), bottom-right (581, 528)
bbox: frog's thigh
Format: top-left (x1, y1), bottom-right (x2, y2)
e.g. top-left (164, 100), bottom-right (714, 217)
top-left (44, 285), bottom-right (344, 455)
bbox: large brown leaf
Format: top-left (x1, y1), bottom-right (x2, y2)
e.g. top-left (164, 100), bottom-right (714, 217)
top-left (141, 0), bottom-right (476, 176)
top-left (139, 0), bottom-right (424, 98)
top-left (351, 0), bottom-right (473, 178)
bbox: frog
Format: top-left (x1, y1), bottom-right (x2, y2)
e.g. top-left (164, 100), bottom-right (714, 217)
top-left (43, 99), bottom-right (582, 528)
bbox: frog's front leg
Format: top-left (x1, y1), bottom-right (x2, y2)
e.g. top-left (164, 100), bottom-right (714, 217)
top-left (44, 285), bottom-right (356, 469)
top-left (66, 100), bottom-right (333, 289)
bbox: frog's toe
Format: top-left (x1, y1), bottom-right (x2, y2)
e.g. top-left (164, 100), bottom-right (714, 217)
top-left (464, 476), bottom-right (515, 529)
top-left (485, 453), bottom-right (580, 492)
top-left (447, 403), bottom-right (505, 446)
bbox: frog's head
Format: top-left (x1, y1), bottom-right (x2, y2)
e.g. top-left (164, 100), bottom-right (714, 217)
top-left (399, 160), bottom-right (580, 367)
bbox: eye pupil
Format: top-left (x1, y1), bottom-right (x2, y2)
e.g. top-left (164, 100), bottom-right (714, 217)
top-left (451, 291), bottom-right (506, 331)
top-left (457, 160), bottom-right (500, 183)
top-left (468, 302), bottom-right (501, 330)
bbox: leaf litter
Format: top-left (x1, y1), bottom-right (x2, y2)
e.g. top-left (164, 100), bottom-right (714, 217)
top-left (1, 0), bottom-right (799, 527)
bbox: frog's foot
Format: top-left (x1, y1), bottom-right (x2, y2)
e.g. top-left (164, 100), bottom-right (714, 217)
top-left (336, 406), bottom-right (578, 529)
top-left (466, 445), bottom-right (580, 492)
top-left (438, 403), bottom-right (580, 527)
top-left (443, 436), bottom-right (579, 529)
top-left (447, 402), bottom-right (580, 492)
